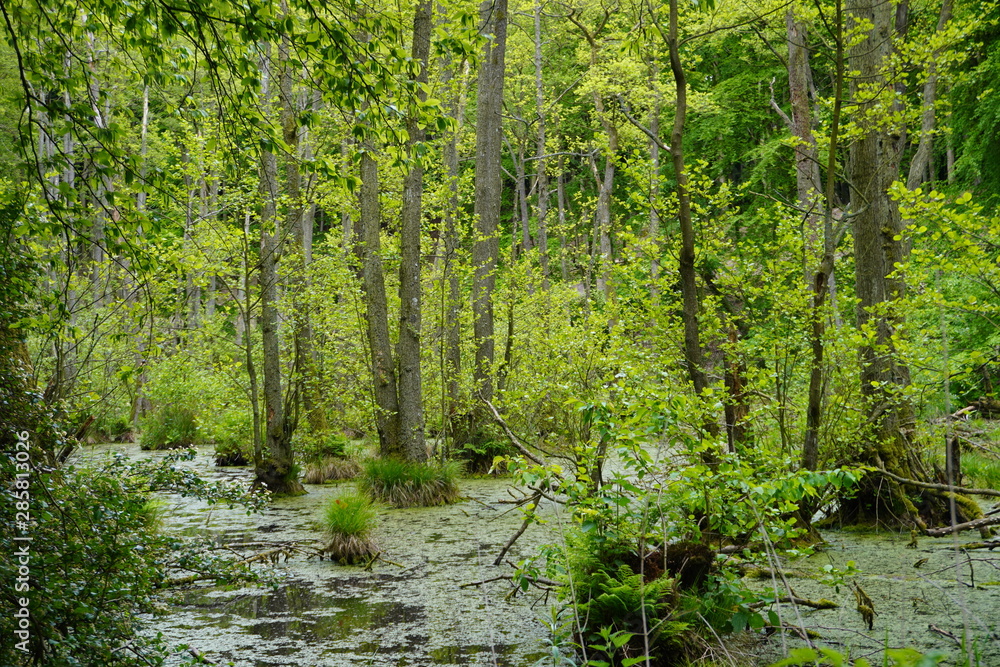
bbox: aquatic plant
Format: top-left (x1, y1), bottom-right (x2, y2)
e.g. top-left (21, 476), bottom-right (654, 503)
top-left (319, 492), bottom-right (380, 564)
top-left (303, 455), bottom-right (362, 483)
top-left (360, 458), bottom-right (462, 507)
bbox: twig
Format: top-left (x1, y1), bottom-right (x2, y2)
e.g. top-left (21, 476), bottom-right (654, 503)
top-left (928, 624), bottom-right (962, 646)
top-left (188, 649), bottom-right (219, 665)
top-left (493, 492), bottom-right (541, 566)
top-left (460, 573), bottom-right (559, 589)
top-left (481, 398), bottom-right (548, 467)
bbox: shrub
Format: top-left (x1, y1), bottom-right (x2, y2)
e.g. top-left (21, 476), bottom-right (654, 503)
top-left (359, 458), bottom-right (462, 507)
top-left (0, 448), bottom-right (268, 666)
top-left (319, 492), bottom-right (380, 564)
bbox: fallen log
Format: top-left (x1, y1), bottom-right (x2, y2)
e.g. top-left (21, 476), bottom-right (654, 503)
top-left (877, 468), bottom-right (1000, 498)
top-left (924, 514), bottom-right (1000, 537)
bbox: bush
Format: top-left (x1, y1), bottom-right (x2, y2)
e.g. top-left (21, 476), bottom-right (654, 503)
top-left (359, 458), bottom-right (462, 507)
top-left (319, 492), bottom-right (380, 564)
top-left (0, 448), bottom-right (268, 666)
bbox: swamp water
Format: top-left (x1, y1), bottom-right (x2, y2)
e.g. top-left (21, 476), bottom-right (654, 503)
top-left (73, 445), bottom-right (1000, 666)
top-left (752, 526), bottom-right (1000, 665)
top-left (73, 445), bottom-right (558, 666)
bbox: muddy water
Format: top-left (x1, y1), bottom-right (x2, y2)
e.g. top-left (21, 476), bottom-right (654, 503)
top-left (72, 445), bottom-right (557, 666)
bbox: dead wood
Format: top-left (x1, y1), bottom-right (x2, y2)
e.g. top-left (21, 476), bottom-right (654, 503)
top-left (924, 514), bottom-right (1000, 537)
top-left (877, 468), bottom-right (1000, 498)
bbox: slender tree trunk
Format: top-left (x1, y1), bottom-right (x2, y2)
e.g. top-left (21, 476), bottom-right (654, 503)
top-left (801, 0), bottom-right (843, 471)
top-left (397, 0), bottom-right (432, 462)
top-left (905, 0), bottom-right (953, 190)
top-left (787, 10), bottom-right (823, 240)
top-left (441, 56), bottom-right (467, 448)
top-left (254, 40), bottom-right (305, 496)
top-left (664, 0), bottom-right (717, 438)
top-left (533, 0), bottom-right (550, 289)
top-left (360, 146), bottom-right (402, 457)
top-left (516, 141), bottom-right (532, 253)
top-left (557, 158), bottom-right (569, 281)
top-left (471, 0), bottom-right (507, 409)
top-left (648, 62), bottom-right (662, 299)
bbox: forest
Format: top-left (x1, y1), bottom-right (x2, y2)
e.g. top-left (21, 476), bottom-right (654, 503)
top-left (1, 0), bottom-right (1000, 664)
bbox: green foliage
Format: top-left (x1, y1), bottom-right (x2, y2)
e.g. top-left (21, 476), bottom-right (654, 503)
top-left (140, 404), bottom-right (199, 450)
top-left (322, 492), bottom-right (379, 539)
top-left (959, 451), bottom-right (1000, 490)
top-left (359, 457), bottom-right (462, 507)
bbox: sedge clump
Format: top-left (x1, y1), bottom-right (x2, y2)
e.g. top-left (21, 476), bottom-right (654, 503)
top-left (319, 492), bottom-right (380, 564)
top-left (360, 458), bottom-right (462, 507)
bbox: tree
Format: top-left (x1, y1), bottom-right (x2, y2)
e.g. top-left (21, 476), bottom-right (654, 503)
top-left (397, 0), bottom-right (433, 463)
top-left (470, 0), bottom-right (508, 418)
top-left (844, 0), bottom-right (964, 526)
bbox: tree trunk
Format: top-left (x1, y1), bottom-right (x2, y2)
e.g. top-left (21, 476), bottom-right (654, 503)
top-left (648, 62), bottom-right (662, 299)
top-left (471, 0), bottom-right (507, 408)
top-left (801, 0), bottom-right (843, 471)
top-left (905, 0), bottom-right (953, 190)
top-left (360, 147), bottom-right (402, 458)
top-left (397, 0), bottom-right (432, 462)
top-left (533, 0), bottom-right (550, 290)
top-left (440, 55), bottom-right (467, 450)
top-left (254, 41), bottom-right (305, 496)
top-left (843, 0), bottom-right (952, 526)
top-left (786, 8), bottom-right (824, 258)
top-left (665, 0), bottom-right (717, 439)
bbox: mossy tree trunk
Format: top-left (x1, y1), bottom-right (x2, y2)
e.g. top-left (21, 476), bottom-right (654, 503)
top-left (844, 0), bottom-right (973, 527)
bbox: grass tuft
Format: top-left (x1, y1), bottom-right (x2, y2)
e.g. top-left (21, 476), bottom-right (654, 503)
top-left (359, 458), bottom-right (462, 507)
top-left (303, 456), bottom-right (362, 484)
top-left (319, 492), bottom-right (380, 564)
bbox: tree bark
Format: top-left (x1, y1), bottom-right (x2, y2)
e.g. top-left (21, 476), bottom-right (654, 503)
top-left (254, 40), bottom-right (305, 496)
top-left (845, 0), bottom-right (932, 524)
top-left (533, 0), bottom-right (550, 290)
top-left (664, 0), bottom-right (717, 438)
top-left (801, 0), bottom-right (843, 471)
top-left (360, 147), bottom-right (402, 458)
top-left (471, 0), bottom-right (507, 407)
top-left (397, 0), bottom-right (432, 462)
top-left (905, 0), bottom-right (953, 190)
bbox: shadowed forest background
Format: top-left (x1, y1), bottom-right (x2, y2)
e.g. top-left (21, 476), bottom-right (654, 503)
top-left (2, 0), bottom-right (1000, 665)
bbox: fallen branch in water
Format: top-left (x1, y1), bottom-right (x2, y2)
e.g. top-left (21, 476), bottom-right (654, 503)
top-left (363, 551), bottom-right (405, 570)
top-left (958, 539), bottom-right (1000, 550)
top-left (925, 514), bottom-right (1000, 537)
top-left (752, 595), bottom-right (838, 610)
top-left (928, 624), bottom-right (962, 646)
top-left (460, 573), bottom-right (559, 590)
top-left (494, 491), bottom-right (542, 566)
top-left (188, 648), bottom-right (219, 665)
